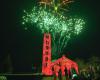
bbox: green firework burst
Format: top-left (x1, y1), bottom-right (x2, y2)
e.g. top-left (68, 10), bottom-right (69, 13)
top-left (22, 6), bottom-right (85, 58)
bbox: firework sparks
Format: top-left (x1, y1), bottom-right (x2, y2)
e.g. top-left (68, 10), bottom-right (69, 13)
top-left (39, 0), bottom-right (73, 12)
top-left (22, 6), bottom-right (85, 58)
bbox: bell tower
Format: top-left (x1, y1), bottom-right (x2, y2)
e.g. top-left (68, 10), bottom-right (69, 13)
top-left (42, 33), bottom-right (52, 75)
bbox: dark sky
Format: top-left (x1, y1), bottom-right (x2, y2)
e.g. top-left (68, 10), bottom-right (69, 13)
top-left (1, 0), bottom-right (100, 73)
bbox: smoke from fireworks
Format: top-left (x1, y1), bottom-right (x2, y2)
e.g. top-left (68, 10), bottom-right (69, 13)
top-left (22, 0), bottom-right (85, 58)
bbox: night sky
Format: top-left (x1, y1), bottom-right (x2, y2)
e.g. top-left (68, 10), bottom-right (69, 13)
top-left (2, 0), bottom-right (100, 73)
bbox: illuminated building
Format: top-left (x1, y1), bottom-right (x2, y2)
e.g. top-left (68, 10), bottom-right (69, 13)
top-left (42, 33), bottom-right (79, 77)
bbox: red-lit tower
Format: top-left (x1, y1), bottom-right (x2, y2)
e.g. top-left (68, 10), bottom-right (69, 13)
top-left (42, 33), bottom-right (79, 76)
top-left (42, 33), bottom-right (52, 75)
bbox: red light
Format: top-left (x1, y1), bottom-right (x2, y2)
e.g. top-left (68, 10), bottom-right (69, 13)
top-left (42, 34), bottom-right (79, 77)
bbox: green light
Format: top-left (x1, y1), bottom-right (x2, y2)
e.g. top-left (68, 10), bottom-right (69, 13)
top-left (22, 22), bottom-right (25, 25)
top-left (22, 6), bottom-right (85, 58)
top-left (24, 27), bottom-right (28, 30)
top-left (54, 6), bottom-right (58, 11)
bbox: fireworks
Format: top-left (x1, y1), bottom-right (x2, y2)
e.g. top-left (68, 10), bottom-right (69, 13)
top-left (39, 0), bottom-right (73, 12)
top-left (22, 0), bottom-right (85, 58)
top-left (22, 7), bottom-right (85, 34)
